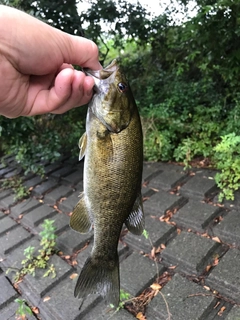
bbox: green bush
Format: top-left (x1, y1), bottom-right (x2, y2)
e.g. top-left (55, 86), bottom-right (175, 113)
top-left (214, 133), bottom-right (240, 202)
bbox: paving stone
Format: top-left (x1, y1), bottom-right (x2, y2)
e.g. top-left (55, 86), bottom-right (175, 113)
top-left (0, 275), bottom-right (18, 309)
top-left (0, 216), bottom-right (18, 236)
top-left (44, 162), bottom-right (62, 175)
top-left (0, 225), bottom-right (32, 256)
top-left (206, 248), bottom-right (240, 303)
top-left (147, 273), bottom-right (216, 320)
top-left (161, 231), bottom-right (223, 275)
top-left (35, 276), bottom-right (100, 320)
top-left (142, 162), bottom-right (163, 182)
top-left (0, 194), bottom-right (17, 209)
top-left (0, 166), bottom-right (16, 177)
top-left (37, 212), bottom-right (70, 236)
top-left (75, 180), bottom-right (84, 191)
top-left (172, 199), bottom-right (223, 233)
top-left (204, 299), bottom-right (233, 320)
top-left (213, 210), bottom-right (240, 247)
top-left (32, 178), bottom-right (59, 197)
top-left (0, 302), bottom-right (36, 320)
top-left (63, 156), bottom-right (80, 166)
top-left (124, 215), bottom-right (177, 253)
top-left (180, 171), bottom-right (218, 199)
top-left (57, 228), bottom-right (93, 254)
top-left (225, 305), bottom-right (240, 320)
top-left (142, 190), bottom-right (187, 217)
top-left (76, 241), bottom-right (93, 269)
top-left (120, 252), bottom-right (161, 296)
top-left (0, 189), bottom-right (12, 200)
top-left (61, 169), bottom-right (83, 185)
top-left (23, 175), bottom-right (44, 188)
top-left (58, 190), bottom-right (81, 213)
top-left (149, 166), bottom-right (190, 191)
top-left (10, 198), bottom-right (41, 219)
top-left (4, 167), bottom-right (22, 178)
top-left (21, 204), bottom-right (57, 229)
top-left (0, 211), bottom-right (6, 220)
top-left (50, 166), bottom-right (76, 179)
top-left (19, 254), bottom-right (73, 298)
top-left (44, 184), bottom-right (73, 205)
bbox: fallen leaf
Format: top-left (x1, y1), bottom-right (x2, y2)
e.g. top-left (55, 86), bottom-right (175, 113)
top-left (18, 214), bottom-right (23, 219)
top-left (150, 188), bottom-right (159, 192)
top-left (150, 283), bottom-right (161, 291)
top-left (212, 258), bottom-right (219, 266)
top-left (70, 273), bottom-right (78, 280)
top-left (205, 265), bottom-right (211, 273)
top-left (63, 255), bottom-right (71, 260)
top-left (168, 265), bottom-right (177, 270)
top-left (136, 312), bottom-right (146, 320)
top-left (151, 247), bottom-right (156, 259)
top-left (32, 307), bottom-right (39, 314)
top-left (160, 244), bottom-right (166, 250)
top-left (59, 197), bottom-right (67, 203)
top-left (203, 286), bottom-right (210, 291)
top-left (39, 199), bottom-right (43, 203)
top-left (142, 197), bottom-right (150, 202)
top-left (142, 181), bottom-right (148, 188)
top-left (43, 296), bottom-right (51, 302)
top-left (218, 306), bottom-right (226, 316)
top-left (212, 236), bottom-right (221, 243)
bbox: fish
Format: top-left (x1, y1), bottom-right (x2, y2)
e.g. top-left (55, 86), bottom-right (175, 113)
top-left (70, 59), bottom-right (144, 307)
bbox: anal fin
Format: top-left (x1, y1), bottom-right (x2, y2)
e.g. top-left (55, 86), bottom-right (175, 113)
top-left (70, 194), bottom-right (92, 233)
top-left (125, 193), bottom-right (144, 235)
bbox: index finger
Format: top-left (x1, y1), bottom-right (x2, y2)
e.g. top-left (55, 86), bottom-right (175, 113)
top-left (64, 33), bottom-right (102, 71)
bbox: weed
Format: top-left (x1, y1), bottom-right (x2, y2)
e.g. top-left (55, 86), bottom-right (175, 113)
top-left (1, 176), bottom-right (30, 200)
top-left (15, 298), bottom-right (33, 320)
top-left (109, 289), bottom-right (132, 315)
top-left (8, 219), bottom-right (57, 281)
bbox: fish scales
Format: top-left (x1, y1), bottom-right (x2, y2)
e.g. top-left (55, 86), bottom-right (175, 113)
top-left (70, 59), bottom-right (144, 307)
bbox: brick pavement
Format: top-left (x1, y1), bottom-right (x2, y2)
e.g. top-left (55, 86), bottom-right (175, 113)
top-left (0, 155), bottom-right (240, 319)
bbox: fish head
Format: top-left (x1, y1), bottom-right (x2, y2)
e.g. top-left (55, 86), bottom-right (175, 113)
top-left (85, 60), bottom-right (134, 133)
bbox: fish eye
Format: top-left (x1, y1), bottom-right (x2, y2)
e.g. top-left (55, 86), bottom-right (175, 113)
top-left (118, 82), bottom-right (128, 93)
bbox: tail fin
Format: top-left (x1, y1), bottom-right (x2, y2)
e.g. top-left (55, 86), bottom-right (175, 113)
top-left (74, 255), bottom-right (120, 306)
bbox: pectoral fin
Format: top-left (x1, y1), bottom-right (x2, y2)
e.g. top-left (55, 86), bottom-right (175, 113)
top-left (78, 132), bottom-right (87, 161)
top-left (125, 193), bottom-right (144, 235)
top-left (70, 194), bottom-right (92, 233)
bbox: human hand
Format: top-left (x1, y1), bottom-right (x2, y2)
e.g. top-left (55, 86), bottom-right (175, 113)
top-left (0, 5), bottom-right (102, 118)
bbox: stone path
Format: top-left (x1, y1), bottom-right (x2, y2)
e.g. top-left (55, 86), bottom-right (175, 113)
top-left (0, 155), bottom-right (240, 319)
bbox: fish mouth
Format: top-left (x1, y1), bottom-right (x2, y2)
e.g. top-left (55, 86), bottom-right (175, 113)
top-left (83, 59), bottom-right (118, 93)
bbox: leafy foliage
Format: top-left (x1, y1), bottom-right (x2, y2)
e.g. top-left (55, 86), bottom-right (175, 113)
top-left (213, 134), bottom-right (240, 201)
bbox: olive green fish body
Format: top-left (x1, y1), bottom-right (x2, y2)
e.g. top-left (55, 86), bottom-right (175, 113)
top-left (70, 60), bottom-right (144, 306)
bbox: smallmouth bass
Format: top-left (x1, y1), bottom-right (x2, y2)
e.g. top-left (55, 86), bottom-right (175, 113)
top-left (70, 59), bottom-right (144, 306)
